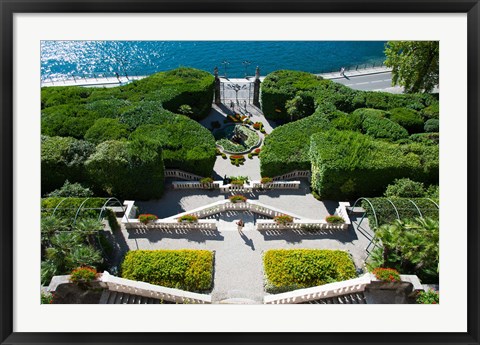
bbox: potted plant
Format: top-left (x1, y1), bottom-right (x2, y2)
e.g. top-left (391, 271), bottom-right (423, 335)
top-left (273, 214), bottom-right (293, 225)
top-left (69, 266), bottom-right (98, 287)
top-left (325, 215), bottom-right (345, 224)
top-left (260, 177), bottom-right (273, 184)
top-left (138, 213), bottom-right (158, 225)
top-left (178, 214), bottom-right (198, 223)
top-left (229, 195), bottom-right (247, 203)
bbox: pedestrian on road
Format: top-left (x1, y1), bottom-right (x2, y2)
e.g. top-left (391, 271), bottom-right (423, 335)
top-left (340, 67), bottom-right (345, 76)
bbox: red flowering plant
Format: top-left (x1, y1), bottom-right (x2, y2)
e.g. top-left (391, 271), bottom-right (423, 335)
top-left (138, 213), bottom-right (158, 224)
top-left (254, 148), bottom-right (261, 154)
top-left (70, 266), bottom-right (98, 284)
top-left (372, 267), bottom-right (401, 282)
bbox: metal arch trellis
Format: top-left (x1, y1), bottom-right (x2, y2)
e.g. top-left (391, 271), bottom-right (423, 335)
top-left (51, 197), bottom-right (69, 216)
top-left (425, 197), bottom-right (440, 209)
top-left (349, 197), bottom-right (382, 257)
top-left (97, 197), bottom-right (126, 222)
top-left (349, 197), bottom-right (379, 228)
top-left (407, 199), bottom-right (423, 218)
top-left (385, 198), bottom-right (400, 221)
top-left (73, 197), bottom-right (91, 225)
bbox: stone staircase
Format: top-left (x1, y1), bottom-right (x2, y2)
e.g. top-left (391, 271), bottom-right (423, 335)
top-left (99, 290), bottom-right (174, 304)
top-left (303, 292), bottom-right (366, 304)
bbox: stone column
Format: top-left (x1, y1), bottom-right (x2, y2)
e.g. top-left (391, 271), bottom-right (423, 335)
top-left (214, 66), bottom-right (221, 105)
top-left (253, 66), bottom-right (261, 107)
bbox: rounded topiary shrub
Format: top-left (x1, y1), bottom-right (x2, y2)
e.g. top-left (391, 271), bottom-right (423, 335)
top-left (424, 118), bottom-right (439, 133)
top-left (388, 107), bottom-right (424, 134)
top-left (384, 178), bottom-right (426, 198)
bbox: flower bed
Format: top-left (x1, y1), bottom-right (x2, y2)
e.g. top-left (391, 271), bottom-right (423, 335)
top-left (121, 249), bottom-right (214, 292)
top-left (372, 267), bottom-right (401, 282)
top-left (263, 249), bottom-right (357, 293)
top-left (138, 213), bottom-right (158, 224)
top-left (177, 214), bottom-right (198, 223)
top-left (215, 125), bottom-right (261, 154)
top-left (229, 195), bottom-right (247, 203)
top-left (230, 155), bottom-right (245, 166)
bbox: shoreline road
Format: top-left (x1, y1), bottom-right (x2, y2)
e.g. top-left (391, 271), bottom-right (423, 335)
top-left (324, 71), bottom-right (403, 93)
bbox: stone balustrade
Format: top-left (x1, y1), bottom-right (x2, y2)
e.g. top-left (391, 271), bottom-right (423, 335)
top-left (164, 169), bottom-right (203, 181)
top-left (100, 271), bottom-right (211, 304)
top-left (272, 170), bottom-right (311, 181)
top-left (124, 219), bottom-right (217, 230)
top-left (171, 180), bottom-right (300, 192)
top-left (122, 200), bottom-right (351, 232)
top-left (264, 274), bottom-right (372, 304)
top-left (256, 219), bottom-right (348, 231)
top-left (172, 181), bottom-right (221, 190)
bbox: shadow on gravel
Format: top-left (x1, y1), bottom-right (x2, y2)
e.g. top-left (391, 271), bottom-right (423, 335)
top-left (125, 228), bottom-right (225, 243)
top-left (258, 227), bottom-right (358, 244)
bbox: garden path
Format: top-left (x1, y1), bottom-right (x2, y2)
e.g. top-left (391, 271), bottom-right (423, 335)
top-left (118, 199), bottom-right (372, 303)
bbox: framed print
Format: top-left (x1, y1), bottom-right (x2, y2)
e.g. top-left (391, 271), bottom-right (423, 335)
top-left (1, 1), bottom-right (479, 344)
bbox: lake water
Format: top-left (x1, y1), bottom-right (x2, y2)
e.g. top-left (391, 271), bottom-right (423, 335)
top-left (41, 41), bottom-right (387, 80)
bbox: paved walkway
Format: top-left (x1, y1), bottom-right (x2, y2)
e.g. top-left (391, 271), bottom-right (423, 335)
top-left (118, 211), bottom-right (372, 303)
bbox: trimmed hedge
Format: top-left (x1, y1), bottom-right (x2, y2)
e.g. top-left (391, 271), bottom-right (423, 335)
top-left (421, 102), bottom-right (439, 120)
top-left (85, 140), bottom-right (165, 200)
top-left (130, 121), bottom-right (216, 177)
top-left (259, 72), bottom-right (438, 180)
top-left (259, 115), bottom-right (331, 177)
top-left (84, 118), bottom-right (129, 144)
top-left (388, 107), bottom-right (424, 134)
top-left (352, 108), bottom-right (409, 141)
top-left (41, 197), bottom-right (107, 222)
top-left (263, 249), bottom-right (357, 293)
top-left (260, 70), bottom-right (321, 121)
top-left (121, 250), bottom-right (214, 292)
top-left (424, 119), bottom-right (439, 133)
top-left (309, 130), bottom-right (439, 199)
top-left (361, 197), bottom-right (439, 227)
top-left (41, 136), bottom-right (95, 194)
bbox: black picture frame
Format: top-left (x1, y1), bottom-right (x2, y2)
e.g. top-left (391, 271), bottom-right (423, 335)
top-left (1, 1), bottom-right (479, 344)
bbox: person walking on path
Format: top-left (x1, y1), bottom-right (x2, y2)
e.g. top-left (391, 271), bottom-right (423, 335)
top-left (236, 219), bottom-right (244, 233)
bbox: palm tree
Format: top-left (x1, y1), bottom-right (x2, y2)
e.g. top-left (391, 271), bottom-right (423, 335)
top-left (67, 246), bottom-right (103, 270)
top-left (74, 218), bottom-right (104, 245)
top-left (41, 215), bottom-right (69, 245)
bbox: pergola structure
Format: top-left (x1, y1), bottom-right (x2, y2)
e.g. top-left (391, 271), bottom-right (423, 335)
top-left (349, 197), bottom-right (440, 256)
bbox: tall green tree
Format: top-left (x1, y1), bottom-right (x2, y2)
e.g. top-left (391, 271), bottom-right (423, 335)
top-left (384, 41), bottom-right (439, 93)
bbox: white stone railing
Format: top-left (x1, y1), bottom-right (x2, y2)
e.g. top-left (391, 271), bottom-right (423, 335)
top-left (164, 169), bottom-right (203, 181)
top-left (122, 200), bottom-right (136, 223)
top-left (100, 271), bottom-right (211, 304)
top-left (335, 202), bottom-right (352, 226)
top-left (171, 180), bottom-right (300, 192)
top-left (256, 219), bottom-right (348, 231)
top-left (163, 199), bottom-right (304, 222)
top-left (172, 181), bottom-right (221, 190)
top-left (122, 199), bottom-right (351, 231)
top-left (124, 219), bottom-right (217, 230)
top-left (251, 181), bottom-right (300, 189)
top-left (264, 274), bottom-right (372, 304)
top-left (272, 170), bottom-right (311, 181)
